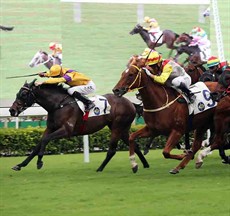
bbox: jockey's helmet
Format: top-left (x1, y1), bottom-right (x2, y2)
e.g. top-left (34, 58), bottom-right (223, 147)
top-left (141, 49), bottom-right (162, 65)
top-left (49, 42), bottom-right (56, 50)
top-left (207, 56), bottom-right (220, 68)
top-left (144, 16), bottom-right (151, 23)
top-left (49, 64), bottom-right (62, 76)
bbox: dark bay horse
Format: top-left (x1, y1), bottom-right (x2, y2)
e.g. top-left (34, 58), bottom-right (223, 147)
top-left (196, 94), bottom-right (230, 167)
top-left (174, 33), bottom-right (201, 64)
top-left (29, 50), bottom-right (61, 69)
top-left (0, 25), bottom-right (14, 31)
top-left (113, 57), bottom-right (218, 174)
top-left (129, 24), bottom-right (179, 52)
top-left (9, 80), bottom-right (149, 172)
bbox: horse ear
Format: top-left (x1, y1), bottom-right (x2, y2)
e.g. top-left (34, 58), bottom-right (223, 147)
top-left (29, 79), bottom-right (37, 87)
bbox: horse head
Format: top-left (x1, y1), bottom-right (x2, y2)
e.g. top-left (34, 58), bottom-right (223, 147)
top-left (175, 33), bottom-right (192, 45)
top-left (113, 57), bottom-right (146, 97)
top-left (29, 50), bottom-right (53, 69)
top-left (9, 79), bottom-right (37, 117)
top-left (129, 24), bottom-right (143, 35)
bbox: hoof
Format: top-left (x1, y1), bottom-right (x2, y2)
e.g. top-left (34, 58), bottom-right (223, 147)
top-left (143, 149), bottom-right (149, 155)
top-left (37, 161), bottom-right (43, 170)
top-left (143, 164), bottom-right (150, 168)
top-left (96, 168), bottom-right (103, 172)
top-left (169, 169), bottom-right (179, 174)
top-left (132, 165), bottom-right (138, 173)
top-left (195, 161), bottom-right (203, 169)
top-left (12, 165), bottom-right (21, 171)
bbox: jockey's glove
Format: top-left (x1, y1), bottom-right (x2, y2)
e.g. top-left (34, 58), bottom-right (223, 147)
top-left (143, 68), bottom-right (152, 77)
top-left (38, 72), bottom-right (46, 77)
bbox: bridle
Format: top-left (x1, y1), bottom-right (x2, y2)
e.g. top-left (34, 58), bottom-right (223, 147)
top-left (30, 51), bottom-right (53, 67)
top-left (16, 86), bottom-right (37, 112)
top-left (127, 65), bottom-right (146, 92)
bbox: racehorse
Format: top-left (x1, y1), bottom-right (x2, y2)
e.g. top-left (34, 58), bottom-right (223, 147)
top-left (0, 25), bottom-right (14, 31)
top-left (129, 24), bottom-right (179, 54)
top-left (174, 33), bottom-right (201, 64)
top-left (9, 79), bottom-right (149, 172)
top-left (196, 95), bottom-right (230, 167)
top-left (29, 50), bottom-right (61, 69)
top-left (113, 56), bottom-right (218, 174)
top-left (184, 62), bottom-right (205, 84)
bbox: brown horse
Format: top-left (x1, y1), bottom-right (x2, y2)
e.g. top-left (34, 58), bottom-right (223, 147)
top-left (129, 24), bottom-right (179, 52)
top-left (113, 57), bottom-right (218, 174)
top-left (184, 63), bottom-right (205, 84)
top-left (9, 79), bottom-right (149, 172)
top-left (0, 25), bottom-right (14, 31)
top-left (196, 94), bottom-right (230, 167)
top-left (174, 33), bottom-right (201, 64)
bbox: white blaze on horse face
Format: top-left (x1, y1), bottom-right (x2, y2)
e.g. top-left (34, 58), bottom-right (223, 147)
top-left (29, 51), bottom-right (42, 67)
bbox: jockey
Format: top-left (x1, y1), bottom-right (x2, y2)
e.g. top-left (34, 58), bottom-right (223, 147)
top-left (189, 27), bottom-right (211, 61)
top-left (141, 49), bottom-right (195, 103)
top-left (207, 56), bottom-right (229, 81)
top-left (37, 64), bottom-right (96, 111)
top-left (143, 16), bottom-right (162, 42)
top-left (49, 42), bottom-right (62, 63)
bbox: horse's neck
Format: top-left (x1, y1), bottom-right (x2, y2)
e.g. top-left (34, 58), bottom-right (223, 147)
top-left (34, 87), bottom-right (70, 112)
top-left (139, 82), bottom-right (172, 110)
top-left (44, 61), bottom-right (53, 69)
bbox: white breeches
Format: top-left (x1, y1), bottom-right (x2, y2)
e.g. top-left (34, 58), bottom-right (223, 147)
top-left (171, 74), bottom-right (192, 88)
top-left (67, 80), bottom-right (96, 95)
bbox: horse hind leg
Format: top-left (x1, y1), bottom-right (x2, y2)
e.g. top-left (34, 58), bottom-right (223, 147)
top-left (96, 133), bottom-right (119, 172)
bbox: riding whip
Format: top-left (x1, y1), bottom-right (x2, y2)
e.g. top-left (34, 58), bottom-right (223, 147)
top-left (145, 33), bottom-right (163, 62)
top-left (6, 73), bottom-right (39, 79)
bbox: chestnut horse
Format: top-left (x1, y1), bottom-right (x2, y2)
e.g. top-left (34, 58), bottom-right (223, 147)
top-left (113, 57), bottom-right (218, 174)
top-left (9, 79), bottom-right (149, 172)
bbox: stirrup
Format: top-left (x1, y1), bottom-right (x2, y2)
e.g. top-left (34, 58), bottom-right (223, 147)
top-left (85, 102), bottom-right (95, 111)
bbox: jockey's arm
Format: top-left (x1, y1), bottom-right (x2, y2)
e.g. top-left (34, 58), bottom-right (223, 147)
top-left (153, 64), bottom-right (172, 84)
top-left (43, 77), bottom-right (67, 84)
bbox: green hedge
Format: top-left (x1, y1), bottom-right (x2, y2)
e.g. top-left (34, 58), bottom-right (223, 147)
top-left (0, 126), bottom-right (171, 156)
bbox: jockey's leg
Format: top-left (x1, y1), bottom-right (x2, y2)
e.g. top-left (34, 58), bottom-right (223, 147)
top-left (72, 91), bottom-right (95, 111)
top-left (178, 83), bottom-right (195, 103)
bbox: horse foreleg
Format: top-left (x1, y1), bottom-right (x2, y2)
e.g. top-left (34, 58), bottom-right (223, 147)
top-left (143, 137), bottom-right (154, 155)
top-left (11, 128), bottom-right (52, 171)
top-left (129, 126), bottom-right (152, 173)
top-left (12, 143), bottom-right (42, 171)
top-left (162, 130), bottom-right (185, 160)
top-left (37, 125), bottom-right (72, 170)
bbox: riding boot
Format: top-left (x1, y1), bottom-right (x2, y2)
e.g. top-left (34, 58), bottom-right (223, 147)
top-left (72, 91), bottom-right (95, 111)
top-left (178, 83), bottom-right (196, 103)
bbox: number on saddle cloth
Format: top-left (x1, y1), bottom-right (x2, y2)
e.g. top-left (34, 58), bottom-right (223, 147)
top-left (187, 82), bottom-right (217, 115)
top-left (76, 95), bottom-right (111, 117)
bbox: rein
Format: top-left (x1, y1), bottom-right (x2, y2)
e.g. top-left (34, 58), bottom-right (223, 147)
top-left (143, 86), bottom-right (182, 112)
top-left (33, 52), bottom-right (52, 67)
top-left (128, 65), bottom-right (145, 91)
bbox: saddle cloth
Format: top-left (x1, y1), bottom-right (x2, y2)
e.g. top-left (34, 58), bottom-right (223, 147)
top-left (149, 31), bottom-right (163, 43)
top-left (182, 82), bottom-right (217, 115)
top-left (76, 95), bottom-right (111, 117)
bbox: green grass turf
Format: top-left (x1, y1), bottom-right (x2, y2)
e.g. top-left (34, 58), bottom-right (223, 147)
top-left (1, 150), bottom-right (230, 216)
top-left (0, 1), bottom-right (229, 100)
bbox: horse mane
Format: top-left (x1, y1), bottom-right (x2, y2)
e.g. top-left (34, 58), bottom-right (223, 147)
top-left (38, 84), bottom-right (68, 95)
top-left (41, 51), bottom-right (49, 56)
